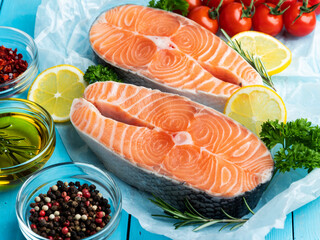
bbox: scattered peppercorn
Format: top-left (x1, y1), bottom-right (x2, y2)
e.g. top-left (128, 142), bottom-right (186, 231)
top-left (0, 46), bottom-right (28, 89)
top-left (28, 181), bottom-right (112, 240)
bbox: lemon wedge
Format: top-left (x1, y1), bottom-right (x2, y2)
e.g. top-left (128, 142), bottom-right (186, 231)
top-left (28, 64), bottom-right (86, 122)
top-left (224, 85), bottom-right (287, 136)
top-left (232, 31), bottom-right (292, 76)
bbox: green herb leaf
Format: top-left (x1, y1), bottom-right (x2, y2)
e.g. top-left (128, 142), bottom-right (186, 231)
top-left (221, 29), bottom-right (275, 91)
top-left (0, 124), bottom-right (38, 165)
top-left (260, 119), bottom-right (320, 173)
top-left (148, 0), bottom-right (189, 16)
top-left (150, 196), bottom-right (252, 231)
top-left (83, 65), bottom-right (121, 85)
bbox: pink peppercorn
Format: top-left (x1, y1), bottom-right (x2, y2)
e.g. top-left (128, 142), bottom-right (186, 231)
top-left (30, 224), bottom-right (37, 229)
top-left (64, 220), bottom-right (70, 227)
top-left (39, 210), bottom-right (46, 217)
top-left (30, 209), bottom-right (35, 214)
top-left (95, 218), bottom-right (102, 224)
top-left (62, 227), bottom-right (69, 235)
top-left (96, 211), bottom-right (105, 218)
top-left (83, 191), bottom-right (91, 198)
top-left (61, 192), bottom-right (67, 198)
top-left (64, 196), bottom-right (71, 202)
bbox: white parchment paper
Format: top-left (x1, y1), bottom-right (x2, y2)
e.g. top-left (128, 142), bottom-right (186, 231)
top-left (34, 1), bottom-right (320, 239)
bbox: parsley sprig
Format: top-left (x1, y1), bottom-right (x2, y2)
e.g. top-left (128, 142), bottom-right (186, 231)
top-left (84, 65), bottom-right (121, 85)
top-left (148, 0), bottom-right (189, 16)
top-left (260, 119), bottom-right (320, 173)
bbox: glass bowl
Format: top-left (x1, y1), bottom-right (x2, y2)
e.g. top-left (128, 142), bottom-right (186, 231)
top-left (0, 26), bottom-right (39, 97)
top-left (0, 98), bottom-right (55, 189)
top-left (16, 162), bottom-right (122, 240)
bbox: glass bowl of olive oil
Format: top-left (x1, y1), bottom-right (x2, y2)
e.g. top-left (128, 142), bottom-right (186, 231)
top-left (0, 98), bottom-right (55, 188)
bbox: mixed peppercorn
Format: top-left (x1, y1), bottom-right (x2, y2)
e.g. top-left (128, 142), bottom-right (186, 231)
top-left (0, 45), bottom-right (28, 86)
top-left (29, 181), bottom-right (111, 240)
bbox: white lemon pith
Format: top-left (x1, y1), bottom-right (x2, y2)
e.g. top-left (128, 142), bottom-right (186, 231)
top-left (28, 65), bottom-right (86, 122)
top-left (232, 31), bottom-right (292, 76)
top-left (224, 85), bottom-right (287, 136)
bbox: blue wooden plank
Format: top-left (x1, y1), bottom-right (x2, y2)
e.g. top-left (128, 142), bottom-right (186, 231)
top-left (0, 0), bottom-right (4, 13)
top-left (293, 197), bottom-right (320, 240)
top-left (266, 213), bottom-right (293, 240)
top-left (0, 0), bottom-right (41, 37)
top-left (129, 215), bottom-right (170, 240)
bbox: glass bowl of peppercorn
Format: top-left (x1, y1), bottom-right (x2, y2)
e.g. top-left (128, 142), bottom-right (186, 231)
top-left (16, 162), bottom-right (122, 240)
top-left (0, 26), bottom-right (39, 97)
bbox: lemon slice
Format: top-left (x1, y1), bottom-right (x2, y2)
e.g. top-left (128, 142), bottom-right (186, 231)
top-left (232, 31), bottom-right (292, 76)
top-left (28, 64), bottom-right (86, 122)
top-left (224, 85), bottom-right (287, 136)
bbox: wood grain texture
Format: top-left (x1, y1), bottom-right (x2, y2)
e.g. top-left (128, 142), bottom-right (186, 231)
top-left (129, 216), bottom-right (170, 240)
top-left (266, 213), bottom-right (293, 240)
top-left (293, 198), bottom-right (320, 240)
top-left (0, 0), bottom-right (41, 36)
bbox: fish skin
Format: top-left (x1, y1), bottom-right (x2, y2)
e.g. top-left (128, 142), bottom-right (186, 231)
top-left (89, 4), bottom-right (263, 112)
top-left (75, 125), bottom-right (268, 219)
top-left (70, 82), bottom-right (273, 218)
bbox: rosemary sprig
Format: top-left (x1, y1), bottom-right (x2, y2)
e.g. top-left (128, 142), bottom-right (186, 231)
top-left (221, 29), bottom-right (276, 91)
top-left (0, 124), bottom-right (38, 165)
top-left (150, 195), bottom-right (254, 232)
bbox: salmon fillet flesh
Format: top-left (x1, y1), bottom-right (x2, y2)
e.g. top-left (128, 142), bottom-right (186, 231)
top-left (70, 82), bottom-right (273, 218)
top-left (89, 5), bottom-right (263, 112)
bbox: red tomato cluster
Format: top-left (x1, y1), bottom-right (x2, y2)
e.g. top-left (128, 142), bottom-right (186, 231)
top-left (184, 0), bottom-right (320, 37)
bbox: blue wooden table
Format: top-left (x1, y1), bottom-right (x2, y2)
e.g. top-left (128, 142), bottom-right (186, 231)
top-left (0, 0), bottom-right (319, 239)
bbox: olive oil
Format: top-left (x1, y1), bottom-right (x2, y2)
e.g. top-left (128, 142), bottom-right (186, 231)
top-left (0, 112), bottom-right (54, 187)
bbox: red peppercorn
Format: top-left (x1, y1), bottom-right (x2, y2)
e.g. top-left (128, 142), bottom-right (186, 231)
top-left (65, 238), bottom-right (71, 240)
top-left (96, 211), bottom-right (104, 218)
top-left (95, 218), bottom-right (102, 224)
top-left (64, 196), bottom-right (71, 202)
top-left (85, 201), bottom-right (90, 207)
top-left (64, 220), bottom-right (70, 227)
top-left (30, 209), bottom-right (35, 214)
top-left (83, 191), bottom-right (91, 198)
top-left (38, 217), bottom-right (45, 221)
top-left (45, 216), bottom-right (49, 221)
top-left (90, 231), bottom-right (97, 235)
top-left (30, 224), bottom-right (37, 229)
top-left (82, 189), bottom-right (89, 194)
top-left (62, 227), bottom-right (69, 235)
top-left (47, 203), bottom-right (52, 208)
top-left (61, 192), bottom-right (67, 198)
top-left (48, 236), bottom-right (54, 240)
top-left (0, 46), bottom-right (28, 86)
top-left (39, 210), bottom-right (46, 217)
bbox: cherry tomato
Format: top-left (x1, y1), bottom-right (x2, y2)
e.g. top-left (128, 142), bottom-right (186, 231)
top-left (219, 2), bottom-right (253, 36)
top-left (203, 0), bottom-right (235, 8)
top-left (252, 3), bottom-right (284, 36)
top-left (299, 0), bottom-right (320, 14)
top-left (236, 0), bottom-right (265, 6)
top-left (188, 6), bottom-right (219, 34)
top-left (186, 0), bottom-right (202, 11)
top-left (283, 2), bottom-right (317, 36)
top-left (266, 0), bottom-right (297, 11)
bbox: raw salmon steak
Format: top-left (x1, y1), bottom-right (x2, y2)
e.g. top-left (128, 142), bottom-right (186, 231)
top-left (89, 5), bottom-right (263, 112)
top-left (70, 82), bottom-right (273, 218)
